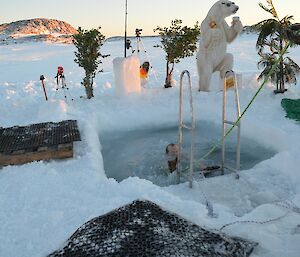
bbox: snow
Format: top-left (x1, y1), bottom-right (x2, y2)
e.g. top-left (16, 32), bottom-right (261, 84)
top-left (0, 34), bottom-right (300, 257)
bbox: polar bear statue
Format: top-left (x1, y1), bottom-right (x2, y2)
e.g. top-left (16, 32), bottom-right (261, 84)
top-left (197, 0), bottom-right (243, 91)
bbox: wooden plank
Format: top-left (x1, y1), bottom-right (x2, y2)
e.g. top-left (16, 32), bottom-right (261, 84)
top-left (12, 149), bottom-right (25, 155)
top-left (37, 146), bottom-right (48, 152)
top-left (0, 144), bottom-right (73, 166)
top-left (58, 143), bottom-right (72, 150)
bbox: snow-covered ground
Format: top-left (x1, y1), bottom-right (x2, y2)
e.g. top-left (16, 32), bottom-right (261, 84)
top-left (0, 34), bottom-right (300, 257)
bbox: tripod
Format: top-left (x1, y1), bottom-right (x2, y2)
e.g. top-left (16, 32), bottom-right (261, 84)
top-left (55, 66), bottom-right (73, 102)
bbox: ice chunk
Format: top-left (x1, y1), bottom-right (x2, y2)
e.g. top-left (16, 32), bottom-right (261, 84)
top-left (113, 56), bottom-right (141, 95)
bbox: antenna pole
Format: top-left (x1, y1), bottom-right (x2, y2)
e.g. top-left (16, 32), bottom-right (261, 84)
top-left (124, 0), bottom-right (128, 58)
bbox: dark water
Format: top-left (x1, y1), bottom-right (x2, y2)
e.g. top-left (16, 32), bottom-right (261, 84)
top-left (100, 121), bottom-right (276, 186)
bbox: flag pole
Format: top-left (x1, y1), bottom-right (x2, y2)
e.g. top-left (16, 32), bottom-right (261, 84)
top-left (124, 0), bottom-right (128, 58)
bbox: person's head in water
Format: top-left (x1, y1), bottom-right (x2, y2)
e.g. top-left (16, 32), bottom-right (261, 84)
top-left (166, 143), bottom-right (179, 173)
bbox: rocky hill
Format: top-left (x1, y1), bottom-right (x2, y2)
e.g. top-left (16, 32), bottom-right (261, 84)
top-left (0, 18), bottom-right (78, 44)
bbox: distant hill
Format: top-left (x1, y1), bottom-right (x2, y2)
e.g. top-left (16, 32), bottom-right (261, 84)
top-left (0, 18), bottom-right (78, 44)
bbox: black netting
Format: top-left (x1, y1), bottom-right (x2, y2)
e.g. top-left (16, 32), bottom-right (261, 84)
top-left (0, 120), bottom-right (81, 153)
top-left (48, 200), bottom-right (257, 257)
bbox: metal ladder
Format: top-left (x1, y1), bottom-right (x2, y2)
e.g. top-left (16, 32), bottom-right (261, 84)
top-left (221, 70), bottom-right (241, 178)
top-left (176, 70), bottom-right (215, 217)
top-left (177, 70), bottom-right (195, 188)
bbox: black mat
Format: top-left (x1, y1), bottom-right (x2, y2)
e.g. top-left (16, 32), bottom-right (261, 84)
top-left (0, 120), bottom-right (81, 154)
top-left (48, 200), bottom-right (257, 257)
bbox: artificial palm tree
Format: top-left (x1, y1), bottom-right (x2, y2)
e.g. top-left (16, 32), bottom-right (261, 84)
top-left (252, 0), bottom-right (300, 93)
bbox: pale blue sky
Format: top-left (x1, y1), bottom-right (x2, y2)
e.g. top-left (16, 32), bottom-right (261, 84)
top-left (1, 0), bottom-right (300, 36)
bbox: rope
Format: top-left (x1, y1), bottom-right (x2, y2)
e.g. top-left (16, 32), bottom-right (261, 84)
top-left (200, 43), bottom-right (290, 161)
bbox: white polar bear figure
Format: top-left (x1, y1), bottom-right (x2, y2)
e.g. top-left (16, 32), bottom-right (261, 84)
top-left (197, 0), bottom-right (243, 91)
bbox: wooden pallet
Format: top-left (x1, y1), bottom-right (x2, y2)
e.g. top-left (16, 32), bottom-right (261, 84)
top-left (0, 120), bottom-right (81, 166)
top-left (0, 143), bottom-right (73, 166)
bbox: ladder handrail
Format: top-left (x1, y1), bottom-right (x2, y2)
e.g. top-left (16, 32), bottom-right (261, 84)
top-left (222, 70), bottom-right (241, 176)
top-left (177, 70), bottom-right (195, 188)
top-left (177, 70), bottom-right (215, 217)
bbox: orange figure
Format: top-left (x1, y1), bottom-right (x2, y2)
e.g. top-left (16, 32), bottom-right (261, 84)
top-left (140, 61), bottom-right (150, 79)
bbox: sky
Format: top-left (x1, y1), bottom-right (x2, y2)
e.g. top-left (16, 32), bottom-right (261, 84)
top-left (1, 0), bottom-right (300, 37)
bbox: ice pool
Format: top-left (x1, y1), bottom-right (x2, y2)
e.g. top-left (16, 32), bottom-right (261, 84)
top-left (100, 121), bottom-right (276, 186)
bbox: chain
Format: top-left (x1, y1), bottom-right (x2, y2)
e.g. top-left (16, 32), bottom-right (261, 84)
top-left (219, 211), bottom-right (290, 231)
top-left (219, 200), bottom-right (300, 232)
top-left (274, 200), bottom-right (300, 214)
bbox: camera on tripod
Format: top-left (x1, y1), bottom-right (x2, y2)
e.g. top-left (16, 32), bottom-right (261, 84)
top-left (135, 28), bottom-right (142, 37)
top-left (54, 66), bottom-right (74, 102)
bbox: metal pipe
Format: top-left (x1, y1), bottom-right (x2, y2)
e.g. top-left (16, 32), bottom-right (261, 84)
top-left (234, 73), bottom-right (241, 170)
top-left (222, 70), bottom-right (241, 176)
top-left (124, 0), bottom-right (128, 58)
top-left (177, 74), bottom-right (184, 185)
top-left (177, 70), bottom-right (195, 188)
top-left (221, 74), bottom-right (227, 175)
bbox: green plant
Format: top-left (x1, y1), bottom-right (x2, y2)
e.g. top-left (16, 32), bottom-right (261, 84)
top-left (73, 27), bottom-right (109, 99)
top-left (154, 19), bottom-right (200, 88)
top-left (252, 0), bottom-right (300, 93)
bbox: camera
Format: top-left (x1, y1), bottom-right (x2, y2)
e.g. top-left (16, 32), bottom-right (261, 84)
top-left (57, 66), bottom-right (64, 75)
top-left (135, 28), bottom-right (142, 37)
top-left (126, 39), bottom-right (132, 49)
